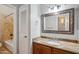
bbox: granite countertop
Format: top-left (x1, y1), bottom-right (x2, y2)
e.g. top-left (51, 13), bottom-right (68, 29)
top-left (33, 37), bottom-right (79, 53)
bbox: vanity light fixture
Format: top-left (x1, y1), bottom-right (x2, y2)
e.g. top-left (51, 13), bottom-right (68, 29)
top-left (48, 4), bottom-right (61, 13)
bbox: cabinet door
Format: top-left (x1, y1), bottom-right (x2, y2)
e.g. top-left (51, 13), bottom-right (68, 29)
top-left (51, 48), bottom-right (73, 54)
top-left (33, 43), bottom-right (40, 54)
top-left (33, 43), bottom-right (51, 54)
top-left (39, 44), bottom-right (51, 54)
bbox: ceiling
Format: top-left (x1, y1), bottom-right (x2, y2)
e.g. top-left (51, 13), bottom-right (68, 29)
top-left (11, 4), bottom-right (24, 7)
top-left (0, 5), bottom-right (15, 16)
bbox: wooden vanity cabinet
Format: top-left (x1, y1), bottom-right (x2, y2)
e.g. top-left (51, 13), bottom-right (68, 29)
top-left (33, 42), bottom-right (40, 54)
top-left (51, 48), bottom-right (73, 54)
top-left (33, 42), bottom-right (75, 54)
top-left (33, 42), bottom-right (51, 54)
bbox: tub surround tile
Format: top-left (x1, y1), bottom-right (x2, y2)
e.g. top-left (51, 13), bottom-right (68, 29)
top-left (0, 46), bottom-right (12, 54)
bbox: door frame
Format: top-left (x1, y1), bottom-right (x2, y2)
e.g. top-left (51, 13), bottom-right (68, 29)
top-left (19, 4), bottom-right (31, 53)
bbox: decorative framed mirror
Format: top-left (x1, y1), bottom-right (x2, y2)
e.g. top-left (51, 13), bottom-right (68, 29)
top-left (41, 8), bottom-right (74, 34)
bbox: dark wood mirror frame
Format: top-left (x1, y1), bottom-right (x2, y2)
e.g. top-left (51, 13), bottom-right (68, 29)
top-left (41, 8), bottom-right (74, 34)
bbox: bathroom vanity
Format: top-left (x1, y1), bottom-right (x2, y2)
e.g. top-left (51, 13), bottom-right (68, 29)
top-left (33, 42), bottom-right (74, 54)
top-left (32, 8), bottom-right (79, 54)
top-left (33, 37), bottom-right (79, 54)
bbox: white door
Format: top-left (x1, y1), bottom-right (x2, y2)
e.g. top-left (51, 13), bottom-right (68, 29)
top-left (19, 5), bottom-right (29, 54)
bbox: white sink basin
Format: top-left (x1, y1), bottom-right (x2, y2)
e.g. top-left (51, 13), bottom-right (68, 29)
top-left (47, 40), bottom-right (60, 45)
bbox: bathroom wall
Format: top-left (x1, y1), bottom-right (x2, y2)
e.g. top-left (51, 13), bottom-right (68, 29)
top-left (77, 8), bottom-right (79, 40)
top-left (31, 4), bottom-right (41, 39)
top-left (40, 4), bottom-right (79, 40)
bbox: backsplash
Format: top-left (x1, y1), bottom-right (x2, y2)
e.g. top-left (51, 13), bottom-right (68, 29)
top-left (41, 33), bottom-right (78, 40)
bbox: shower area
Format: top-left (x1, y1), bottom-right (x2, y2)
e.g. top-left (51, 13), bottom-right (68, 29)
top-left (0, 5), bottom-right (16, 54)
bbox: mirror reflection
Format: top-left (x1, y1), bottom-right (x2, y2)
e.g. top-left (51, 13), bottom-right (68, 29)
top-left (44, 13), bottom-right (69, 31)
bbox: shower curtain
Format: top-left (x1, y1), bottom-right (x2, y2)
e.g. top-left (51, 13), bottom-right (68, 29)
top-left (0, 14), bottom-right (13, 41)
